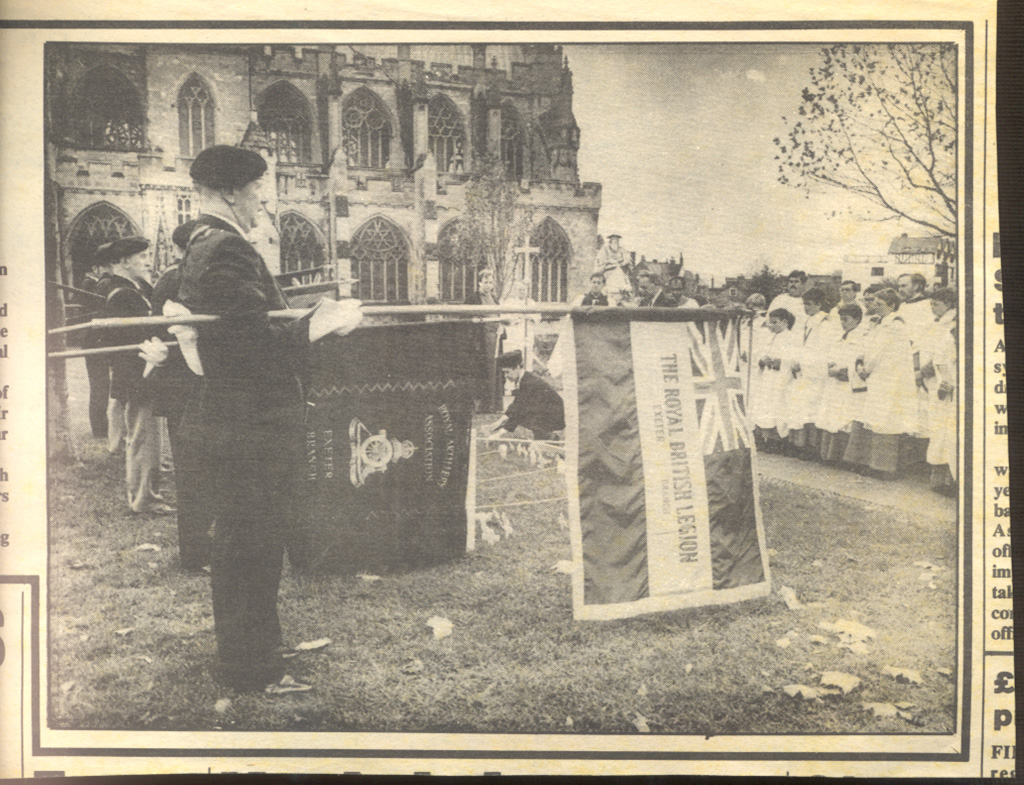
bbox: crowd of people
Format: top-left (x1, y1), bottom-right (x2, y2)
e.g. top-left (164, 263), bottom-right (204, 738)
top-left (747, 270), bottom-right (958, 495)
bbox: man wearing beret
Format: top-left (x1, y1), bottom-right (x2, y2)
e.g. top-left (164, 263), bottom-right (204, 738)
top-left (488, 350), bottom-right (565, 441)
top-left (174, 145), bottom-right (361, 695)
top-left (95, 236), bottom-right (173, 515)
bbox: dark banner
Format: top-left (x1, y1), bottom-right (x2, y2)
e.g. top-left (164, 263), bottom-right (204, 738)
top-left (291, 320), bottom-right (479, 573)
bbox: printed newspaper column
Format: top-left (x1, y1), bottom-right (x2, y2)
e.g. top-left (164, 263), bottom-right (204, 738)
top-left (567, 313), bottom-right (770, 620)
top-left (984, 226), bottom-right (1014, 771)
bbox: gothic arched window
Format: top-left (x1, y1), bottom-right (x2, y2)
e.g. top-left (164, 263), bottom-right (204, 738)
top-left (429, 95), bottom-right (466, 175)
top-left (500, 103), bottom-right (524, 181)
top-left (343, 88), bottom-right (392, 170)
top-left (178, 74), bottom-right (215, 157)
top-left (67, 203), bottom-right (138, 286)
top-left (437, 221), bottom-right (476, 303)
top-left (73, 67), bottom-right (143, 151)
top-left (529, 217), bottom-right (571, 303)
top-left (279, 212), bottom-right (326, 281)
top-left (258, 81), bottom-right (313, 164)
top-left (350, 217), bottom-right (409, 303)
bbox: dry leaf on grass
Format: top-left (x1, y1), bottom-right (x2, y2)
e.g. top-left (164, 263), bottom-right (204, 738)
top-left (779, 586), bottom-right (803, 610)
top-left (214, 698), bottom-right (232, 714)
top-left (782, 683), bottom-right (832, 700)
top-left (775, 637), bottom-right (792, 649)
top-left (70, 562), bottom-right (88, 570)
top-left (114, 628), bottom-right (134, 637)
top-left (684, 663), bottom-right (693, 675)
top-left (292, 638), bottom-right (331, 653)
top-left (819, 619), bottom-right (875, 641)
top-left (862, 702), bottom-right (916, 722)
top-left (811, 559), bottom-right (824, 568)
top-left (836, 639), bottom-right (870, 656)
top-left (819, 671), bottom-right (861, 694)
top-left (882, 665), bottom-right (923, 685)
top-left (135, 543), bottom-right (161, 552)
top-left (401, 657), bottom-right (425, 675)
top-left (637, 684), bottom-right (648, 697)
top-left (632, 712), bottom-right (652, 733)
top-left (356, 574), bottom-right (381, 583)
top-left (809, 635), bottom-right (829, 645)
top-left (132, 655), bottom-right (154, 665)
top-left (565, 715), bottom-right (574, 728)
top-left (60, 680), bottom-right (76, 695)
top-left (426, 616), bottom-right (454, 640)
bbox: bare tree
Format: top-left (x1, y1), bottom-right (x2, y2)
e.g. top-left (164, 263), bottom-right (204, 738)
top-left (775, 44), bottom-right (957, 238)
top-left (454, 154), bottom-right (534, 299)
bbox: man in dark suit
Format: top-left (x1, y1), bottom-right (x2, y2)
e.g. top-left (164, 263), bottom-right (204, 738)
top-left (79, 254), bottom-right (119, 439)
top-left (488, 350), bottom-right (565, 441)
top-left (149, 220), bottom-right (212, 571)
top-left (174, 145), bottom-right (360, 695)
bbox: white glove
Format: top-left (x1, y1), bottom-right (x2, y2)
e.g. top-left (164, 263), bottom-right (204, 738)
top-left (139, 337), bottom-right (170, 378)
top-left (164, 301), bottom-right (204, 376)
top-left (308, 298), bottom-right (363, 343)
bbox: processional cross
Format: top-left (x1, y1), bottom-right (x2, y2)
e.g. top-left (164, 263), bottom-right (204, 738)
top-left (512, 241), bottom-right (541, 292)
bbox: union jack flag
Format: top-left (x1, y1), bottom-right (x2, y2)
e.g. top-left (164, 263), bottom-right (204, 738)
top-left (685, 318), bottom-right (752, 455)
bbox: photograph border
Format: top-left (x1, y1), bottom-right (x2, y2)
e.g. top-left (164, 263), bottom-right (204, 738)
top-left (20, 15), bottom-right (980, 766)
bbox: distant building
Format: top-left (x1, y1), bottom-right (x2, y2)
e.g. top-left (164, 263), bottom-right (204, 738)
top-left (45, 42), bottom-right (602, 305)
top-left (842, 234), bottom-right (956, 290)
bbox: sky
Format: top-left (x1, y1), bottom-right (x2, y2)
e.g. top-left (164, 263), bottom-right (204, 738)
top-left (564, 43), bottom-right (923, 281)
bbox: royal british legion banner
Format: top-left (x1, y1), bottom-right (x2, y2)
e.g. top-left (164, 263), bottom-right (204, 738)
top-left (565, 312), bottom-right (771, 620)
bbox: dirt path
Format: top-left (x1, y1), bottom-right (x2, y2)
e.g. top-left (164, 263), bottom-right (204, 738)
top-left (756, 452), bottom-right (957, 523)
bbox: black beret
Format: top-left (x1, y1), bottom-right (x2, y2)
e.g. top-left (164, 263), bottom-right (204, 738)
top-left (189, 145), bottom-right (267, 190)
top-left (497, 350), bottom-right (524, 369)
top-left (171, 219), bottom-right (198, 251)
top-left (93, 236), bottom-right (150, 265)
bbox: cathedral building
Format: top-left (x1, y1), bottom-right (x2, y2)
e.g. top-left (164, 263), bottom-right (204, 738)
top-left (45, 42), bottom-right (602, 306)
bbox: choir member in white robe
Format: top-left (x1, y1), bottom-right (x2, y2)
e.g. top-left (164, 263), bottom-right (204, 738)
top-left (788, 287), bottom-right (841, 454)
top-left (816, 303), bottom-right (865, 462)
top-left (843, 288), bottom-right (920, 477)
top-left (739, 294), bottom-right (769, 427)
top-left (768, 270), bottom-right (810, 335)
top-left (920, 287), bottom-right (958, 494)
top-left (752, 307), bottom-right (800, 449)
top-left (897, 273), bottom-right (936, 450)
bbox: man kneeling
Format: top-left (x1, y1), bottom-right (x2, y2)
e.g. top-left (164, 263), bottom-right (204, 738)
top-left (488, 350), bottom-right (565, 441)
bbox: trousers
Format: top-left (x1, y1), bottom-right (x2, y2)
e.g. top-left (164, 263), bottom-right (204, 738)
top-left (111, 397), bottom-right (163, 512)
top-left (166, 412), bottom-right (213, 569)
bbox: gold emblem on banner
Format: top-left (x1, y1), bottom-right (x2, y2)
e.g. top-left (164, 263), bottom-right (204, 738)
top-left (349, 417), bottom-right (417, 487)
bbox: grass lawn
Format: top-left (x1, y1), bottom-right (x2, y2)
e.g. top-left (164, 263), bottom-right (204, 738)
top-left (47, 430), bottom-right (959, 735)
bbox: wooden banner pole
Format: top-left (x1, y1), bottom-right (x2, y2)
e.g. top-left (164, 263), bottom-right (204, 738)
top-left (47, 340), bottom-right (180, 360)
top-left (48, 304), bottom-right (748, 338)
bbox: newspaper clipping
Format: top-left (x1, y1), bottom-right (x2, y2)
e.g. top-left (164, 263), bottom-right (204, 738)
top-left (0, 1), bottom-right (1013, 778)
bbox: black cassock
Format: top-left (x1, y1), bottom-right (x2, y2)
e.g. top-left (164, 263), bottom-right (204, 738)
top-left (504, 371), bottom-right (565, 439)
